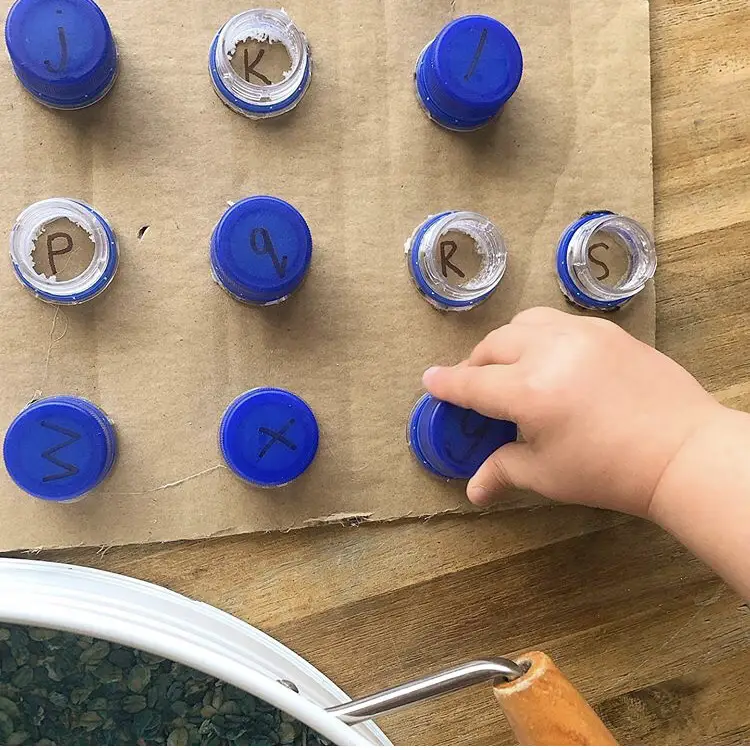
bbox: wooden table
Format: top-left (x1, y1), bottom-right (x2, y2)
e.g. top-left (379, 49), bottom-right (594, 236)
top-left (34, 0), bottom-right (750, 744)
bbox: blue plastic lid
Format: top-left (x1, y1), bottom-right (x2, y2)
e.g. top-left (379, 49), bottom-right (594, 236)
top-left (409, 394), bottom-right (516, 480)
top-left (211, 197), bottom-right (312, 305)
top-left (3, 396), bottom-right (117, 501)
top-left (220, 388), bottom-right (319, 487)
top-left (416, 15), bottom-right (523, 130)
top-left (5, 0), bottom-right (117, 109)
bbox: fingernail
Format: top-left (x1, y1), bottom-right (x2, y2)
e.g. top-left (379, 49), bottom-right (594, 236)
top-left (467, 484), bottom-right (494, 507)
top-left (422, 366), bottom-right (442, 386)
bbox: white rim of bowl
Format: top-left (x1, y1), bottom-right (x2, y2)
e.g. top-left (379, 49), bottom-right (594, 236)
top-left (0, 559), bottom-right (390, 746)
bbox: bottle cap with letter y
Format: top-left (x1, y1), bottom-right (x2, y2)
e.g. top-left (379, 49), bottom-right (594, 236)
top-left (408, 394), bottom-right (516, 480)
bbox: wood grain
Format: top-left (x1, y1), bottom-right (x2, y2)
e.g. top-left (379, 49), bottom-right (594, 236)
top-left (9, 0), bottom-right (750, 744)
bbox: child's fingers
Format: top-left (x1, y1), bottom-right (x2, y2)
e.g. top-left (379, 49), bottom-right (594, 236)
top-left (422, 364), bottom-right (519, 419)
top-left (469, 324), bottom-right (529, 367)
top-left (466, 442), bottom-right (535, 506)
top-left (512, 306), bottom-right (567, 326)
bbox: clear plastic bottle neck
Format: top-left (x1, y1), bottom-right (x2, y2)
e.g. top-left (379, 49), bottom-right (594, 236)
top-left (213, 9), bottom-right (309, 112)
top-left (10, 198), bottom-right (114, 300)
top-left (566, 214), bottom-right (656, 303)
top-left (417, 211), bottom-right (507, 305)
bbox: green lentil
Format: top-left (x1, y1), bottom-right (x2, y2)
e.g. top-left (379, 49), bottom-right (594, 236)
top-left (0, 624), bottom-right (330, 746)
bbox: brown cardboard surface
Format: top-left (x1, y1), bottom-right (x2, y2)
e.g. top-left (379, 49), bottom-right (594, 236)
top-left (0, 0), bottom-right (653, 550)
top-left (32, 218), bottom-right (96, 281)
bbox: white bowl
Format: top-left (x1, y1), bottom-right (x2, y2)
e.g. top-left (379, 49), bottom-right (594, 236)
top-left (0, 559), bottom-right (390, 746)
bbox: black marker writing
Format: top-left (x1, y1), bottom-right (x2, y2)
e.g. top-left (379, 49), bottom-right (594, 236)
top-left (587, 242), bottom-right (611, 281)
top-left (46, 231), bottom-right (74, 276)
top-left (464, 27), bottom-right (488, 81)
top-left (44, 26), bottom-right (68, 74)
top-left (439, 240), bottom-right (465, 279)
top-left (40, 421), bottom-right (80, 482)
top-left (250, 227), bottom-right (288, 279)
top-left (244, 47), bottom-right (272, 85)
top-left (258, 419), bottom-right (297, 459)
top-left (445, 412), bottom-right (491, 463)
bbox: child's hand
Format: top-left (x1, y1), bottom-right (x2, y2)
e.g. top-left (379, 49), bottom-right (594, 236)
top-left (422, 307), bottom-right (722, 517)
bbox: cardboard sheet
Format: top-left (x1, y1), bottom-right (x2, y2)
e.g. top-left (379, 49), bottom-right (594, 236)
top-left (0, 0), bottom-right (654, 550)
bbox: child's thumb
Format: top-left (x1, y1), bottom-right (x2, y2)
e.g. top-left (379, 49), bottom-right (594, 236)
top-left (467, 442), bottom-right (534, 506)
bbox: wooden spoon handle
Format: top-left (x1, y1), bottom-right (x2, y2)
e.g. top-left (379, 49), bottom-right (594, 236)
top-left (493, 651), bottom-right (617, 745)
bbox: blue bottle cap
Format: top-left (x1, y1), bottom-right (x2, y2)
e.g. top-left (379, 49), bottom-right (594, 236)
top-left (3, 396), bottom-right (117, 502)
top-left (409, 394), bottom-right (516, 480)
top-left (211, 196), bottom-right (313, 305)
top-left (9, 198), bottom-right (119, 304)
top-left (220, 388), bottom-right (319, 487)
top-left (415, 15), bottom-right (523, 131)
top-left (5, 0), bottom-right (118, 109)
